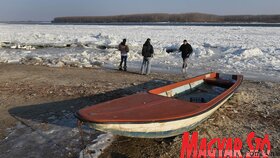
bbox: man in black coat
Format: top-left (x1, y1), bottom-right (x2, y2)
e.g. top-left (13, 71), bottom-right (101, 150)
top-left (179, 40), bottom-right (193, 73)
top-left (141, 38), bottom-right (154, 75)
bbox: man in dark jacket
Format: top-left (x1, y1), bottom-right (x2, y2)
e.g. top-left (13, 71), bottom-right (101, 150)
top-left (179, 40), bottom-right (193, 73)
top-left (141, 38), bottom-right (154, 75)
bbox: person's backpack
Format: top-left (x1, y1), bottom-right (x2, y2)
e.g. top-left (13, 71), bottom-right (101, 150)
top-left (187, 44), bottom-right (193, 57)
top-left (125, 45), bottom-right (129, 52)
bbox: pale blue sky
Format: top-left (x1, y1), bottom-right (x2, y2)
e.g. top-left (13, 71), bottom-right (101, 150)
top-left (0, 0), bottom-right (279, 21)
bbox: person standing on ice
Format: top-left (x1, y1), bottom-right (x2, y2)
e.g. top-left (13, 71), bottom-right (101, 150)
top-left (118, 38), bottom-right (129, 71)
top-left (141, 38), bottom-right (154, 75)
top-left (179, 40), bottom-right (193, 73)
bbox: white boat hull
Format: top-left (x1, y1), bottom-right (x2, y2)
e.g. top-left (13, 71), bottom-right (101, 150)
top-left (89, 93), bottom-right (233, 138)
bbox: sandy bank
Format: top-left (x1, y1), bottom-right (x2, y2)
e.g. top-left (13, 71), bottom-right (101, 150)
top-left (0, 64), bottom-right (279, 158)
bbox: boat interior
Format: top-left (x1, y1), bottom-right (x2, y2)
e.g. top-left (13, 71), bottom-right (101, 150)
top-left (154, 74), bottom-right (236, 103)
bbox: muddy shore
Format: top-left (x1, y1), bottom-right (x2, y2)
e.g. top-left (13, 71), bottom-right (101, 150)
top-left (0, 64), bottom-right (279, 158)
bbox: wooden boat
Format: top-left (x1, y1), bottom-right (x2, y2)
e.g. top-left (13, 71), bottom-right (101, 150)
top-left (76, 72), bottom-right (243, 138)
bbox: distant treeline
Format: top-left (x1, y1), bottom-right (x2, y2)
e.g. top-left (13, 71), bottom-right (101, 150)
top-left (52, 13), bottom-right (280, 23)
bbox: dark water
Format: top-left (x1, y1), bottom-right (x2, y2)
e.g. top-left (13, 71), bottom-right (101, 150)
top-left (1, 21), bottom-right (280, 27)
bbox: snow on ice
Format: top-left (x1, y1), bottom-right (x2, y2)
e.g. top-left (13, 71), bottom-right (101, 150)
top-left (0, 24), bottom-right (280, 81)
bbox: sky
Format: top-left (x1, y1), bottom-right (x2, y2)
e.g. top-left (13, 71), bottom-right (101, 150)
top-left (0, 0), bottom-right (279, 21)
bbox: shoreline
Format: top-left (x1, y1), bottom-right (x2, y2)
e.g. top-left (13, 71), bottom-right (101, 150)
top-left (2, 62), bottom-right (280, 83)
top-left (2, 21), bottom-right (280, 27)
top-left (0, 63), bottom-right (279, 158)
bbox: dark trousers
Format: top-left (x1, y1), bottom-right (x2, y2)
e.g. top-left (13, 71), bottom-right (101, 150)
top-left (182, 58), bottom-right (188, 69)
top-left (119, 56), bottom-right (127, 69)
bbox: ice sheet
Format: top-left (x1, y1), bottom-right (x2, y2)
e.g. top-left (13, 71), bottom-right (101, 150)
top-left (0, 24), bottom-right (279, 81)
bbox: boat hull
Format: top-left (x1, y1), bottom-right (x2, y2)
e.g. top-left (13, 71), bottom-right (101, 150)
top-left (77, 72), bottom-right (243, 138)
top-left (89, 93), bottom-right (233, 138)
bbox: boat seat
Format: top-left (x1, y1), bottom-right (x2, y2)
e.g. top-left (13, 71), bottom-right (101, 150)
top-left (189, 97), bottom-right (206, 103)
top-left (204, 78), bottom-right (234, 88)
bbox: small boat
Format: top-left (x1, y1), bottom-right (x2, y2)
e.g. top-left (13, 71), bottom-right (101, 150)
top-left (76, 72), bottom-right (243, 138)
